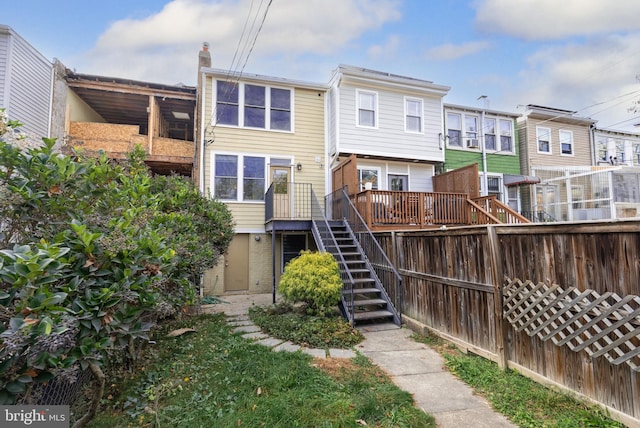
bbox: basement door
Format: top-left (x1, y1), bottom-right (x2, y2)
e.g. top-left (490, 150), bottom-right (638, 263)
top-left (224, 234), bottom-right (249, 292)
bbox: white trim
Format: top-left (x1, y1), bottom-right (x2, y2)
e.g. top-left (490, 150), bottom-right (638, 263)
top-left (536, 126), bottom-right (552, 155)
top-left (404, 96), bottom-right (423, 134)
top-left (559, 128), bottom-right (574, 156)
top-left (355, 88), bottom-right (378, 129)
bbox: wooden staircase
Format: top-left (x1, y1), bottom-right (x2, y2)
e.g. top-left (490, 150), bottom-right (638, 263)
top-left (329, 221), bottom-right (399, 325)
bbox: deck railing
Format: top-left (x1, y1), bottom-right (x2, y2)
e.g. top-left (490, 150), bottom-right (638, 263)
top-left (352, 190), bottom-right (529, 230)
top-left (471, 196), bottom-right (530, 224)
top-left (265, 182), bottom-right (313, 223)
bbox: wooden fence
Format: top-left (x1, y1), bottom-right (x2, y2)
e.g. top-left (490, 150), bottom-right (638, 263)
top-left (375, 220), bottom-right (640, 427)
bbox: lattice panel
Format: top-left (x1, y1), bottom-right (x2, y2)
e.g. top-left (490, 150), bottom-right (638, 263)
top-left (503, 278), bottom-right (640, 371)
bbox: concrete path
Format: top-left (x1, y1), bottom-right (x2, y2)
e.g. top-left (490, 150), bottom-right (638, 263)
top-left (202, 293), bottom-right (516, 428)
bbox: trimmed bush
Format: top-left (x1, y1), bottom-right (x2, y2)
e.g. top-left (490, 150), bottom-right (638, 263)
top-left (278, 251), bottom-right (342, 315)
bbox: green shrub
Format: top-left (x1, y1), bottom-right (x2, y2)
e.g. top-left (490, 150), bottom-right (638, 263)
top-left (278, 251), bottom-right (342, 315)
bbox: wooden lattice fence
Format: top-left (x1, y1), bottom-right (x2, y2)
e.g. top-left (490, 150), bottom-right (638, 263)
top-left (504, 278), bottom-right (640, 371)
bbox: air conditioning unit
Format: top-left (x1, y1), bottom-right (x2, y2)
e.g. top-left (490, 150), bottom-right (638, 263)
top-left (466, 138), bottom-right (479, 148)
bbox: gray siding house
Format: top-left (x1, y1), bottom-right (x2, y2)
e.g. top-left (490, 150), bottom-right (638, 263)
top-left (0, 25), bottom-right (53, 143)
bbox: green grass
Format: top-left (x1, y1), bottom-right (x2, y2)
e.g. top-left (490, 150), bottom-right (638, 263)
top-left (88, 313), bottom-right (435, 428)
top-left (249, 303), bottom-right (365, 349)
top-left (413, 333), bottom-right (624, 428)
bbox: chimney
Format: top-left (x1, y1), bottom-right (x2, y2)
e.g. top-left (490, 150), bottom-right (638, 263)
top-left (199, 42), bottom-right (211, 70)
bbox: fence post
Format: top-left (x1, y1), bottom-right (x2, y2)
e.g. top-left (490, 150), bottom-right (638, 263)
top-left (487, 225), bottom-right (508, 369)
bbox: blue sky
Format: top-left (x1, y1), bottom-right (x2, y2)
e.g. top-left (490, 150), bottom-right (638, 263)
top-left (7, 0), bottom-right (640, 131)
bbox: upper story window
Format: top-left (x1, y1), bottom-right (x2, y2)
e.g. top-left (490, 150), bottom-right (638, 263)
top-left (213, 154), bottom-right (266, 201)
top-left (484, 118), bottom-right (496, 151)
top-left (216, 82), bottom-right (239, 126)
top-left (499, 119), bottom-right (513, 152)
top-left (357, 90), bottom-right (377, 127)
top-left (215, 81), bottom-right (291, 131)
top-left (537, 126), bottom-right (551, 154)
top-left (465, 116), bottom-right (479, 148)
top-left (405, 98), bottom-right (422, 133)
top-left (559, 129), bottom-right (574, 155)
top-left (447, 113), bottom-right (462, 147)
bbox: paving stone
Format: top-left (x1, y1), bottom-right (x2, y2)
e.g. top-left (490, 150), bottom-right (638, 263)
top-left (226, 314), bottom-right (250, 322)
top-left (232, 325), bottom-right (261, 334)
top-left (255, 337), bottom-right (286, 348)
top-left (327, 348), bottom-right (356, 358)
top-left (273, 341), bottom-right (302, 352)
top-left (242, 332), bottom-right (269, 340)
top-left (228, 319), bottom-right (254, 327)
top-left (300, 348), bottom-right (327, 358)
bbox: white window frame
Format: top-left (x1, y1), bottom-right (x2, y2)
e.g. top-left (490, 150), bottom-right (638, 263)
top-left (446, 112), bottom-right (462, 147)
top-left (499, 119), bottom-right (514, 153)
top-left (483, 174), bottom-right (504, 202)
top-left (210, 152), bottom-right (292, 202)
top-left (404, 97), bottom-right (423, 134)
top-left (465, 115), bottom-right (479, 147)
top-left (356, 89), bottom-right (378, 128)
top-left (357, 166), bottom-right (382, 191)
top-left (536, 126), bottom-right (552, 154)
top-left (559, 129), bottom-right (574, 156)
top-left (484, 117), bottom-right (497, 151)
top-left (213, 81), bottom-right (293, 132)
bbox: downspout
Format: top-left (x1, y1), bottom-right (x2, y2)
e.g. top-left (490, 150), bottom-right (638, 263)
top-left (199, 72), bottom-right (207, 193)
top-left (481, 110), bottom-right (488, 196)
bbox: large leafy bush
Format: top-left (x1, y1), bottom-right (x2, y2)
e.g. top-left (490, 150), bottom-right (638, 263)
top-left (278, 251), bottom-right (342, 315)
top-left (0, 113), bottom-right (234, 408)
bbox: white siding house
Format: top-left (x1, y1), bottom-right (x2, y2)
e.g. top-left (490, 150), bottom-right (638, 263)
top-left (0, 25), bottom-right (52, 143)
top-left (328, 65), bottom-right (449, 192)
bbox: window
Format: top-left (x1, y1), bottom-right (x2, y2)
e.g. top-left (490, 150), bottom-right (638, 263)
top-left (244, 84), bottom-right (266, 128)
top-left (484, 118), bottom-right (496, 151)
top-left (270, 88), bottom-right (291, 130)
top-left (358, 168), bottom-right (380, 190)
top-left (571, 185), bottom-right (584, 209)
top-left (487, 176), bottom-right (503, 200)
top-left (216, 81), bottom-right (239, 126)
top-left (214, 81), bottom-right (291, 131)
top-left (243, 156), bottom-right (265, 200)
top-left (388, 174), bottom-right (408, 191)
top-left (447, 113), bottom-right (462, 147)
top-left (465, 116), bottom-right (478, 142)
top-left (214, 154), bottom-right (238, 199)
top-left (282, 234), bottom-right (307, 272)
top-left (537, 127), bottom-right (551, 153)
top-left (405, 98), bottom-right (422, 133)
top-left (499, 119), bottom-right (513, 152)
top-left (560, 130), bottom-right (573, 155)
top-left (213, 154), bottom-right (270, 201)
top-left (507, 186), bottom-right (519, 211)
top-left (358, 90), bottom-right (377, 127)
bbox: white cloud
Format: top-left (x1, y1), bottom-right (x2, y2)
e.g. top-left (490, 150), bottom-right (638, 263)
top-left (424, 40), bottom-right (491, 61)
top-left (475, 0), bottom-right (640, 40)
top-left (501, 34), bottom-right (640, 130)
top-left (367, 35), bottom-right (401, 60)
top-left (82, 0), bottom-right (402, 84)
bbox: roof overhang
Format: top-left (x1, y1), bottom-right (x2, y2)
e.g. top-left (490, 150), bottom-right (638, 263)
top-left (504, 174), bottom-right (540, 186)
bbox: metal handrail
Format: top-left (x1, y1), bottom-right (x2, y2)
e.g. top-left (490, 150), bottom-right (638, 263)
top-left (329, 188), bottom-right (403, 323)
top-left (310, 188), bottom-right (356, 325)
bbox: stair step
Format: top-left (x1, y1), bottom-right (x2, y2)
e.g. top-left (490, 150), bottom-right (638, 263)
top-left (345, 287), bottom-right (380, 295)
top-left (353, 310), bottom-right (394, 321)
top-left (350, 298), bottom-right (387, 306)
top-left (343, 268), bottom-right (370, 274)
top-left (352, 278), bottom-right (375, 284)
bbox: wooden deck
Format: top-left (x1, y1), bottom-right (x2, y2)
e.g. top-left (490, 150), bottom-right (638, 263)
top-left (353, 190), bottom-right (528, 230)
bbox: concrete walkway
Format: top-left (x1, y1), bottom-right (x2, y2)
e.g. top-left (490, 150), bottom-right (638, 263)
top-left (202, 293), bottom-right (516, 428)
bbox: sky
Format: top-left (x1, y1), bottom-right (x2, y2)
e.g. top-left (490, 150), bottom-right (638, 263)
top-left (6, 0), bottom-right (640, 131)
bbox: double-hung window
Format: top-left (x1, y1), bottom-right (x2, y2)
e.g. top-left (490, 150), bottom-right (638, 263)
top-left (215, 81), bottom-right (291, 131)
top-left (560, 130), bottom-right (574, 155)
top-left (216, 82), bottom-right (239, 126)
top-left (214, 154), bottom-right (266, 201)
top-left (537, 127), bottom-right (551, 153)
top-left (465, 116), bottom-right (479, 148)
top-left (484, 118), bottom-right (496, 151)
top-left (499, 119), bottom-right (513, 152)
top-left (447, 113), bottom-right (462, 147)
top-left (357, 90), bottom-right (377, 127)
top-left (405, 98), bottom-right (422, 133)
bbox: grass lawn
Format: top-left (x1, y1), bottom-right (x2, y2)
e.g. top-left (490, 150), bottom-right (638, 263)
top-left (88, 313), bottom-right (435, 427)
top-left (414, 332), bottom-right (625, 428)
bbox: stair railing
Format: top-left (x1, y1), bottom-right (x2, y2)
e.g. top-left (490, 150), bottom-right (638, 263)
top-left (310, 189), bottom-right (356, 325)
top-left (329, 188), bottom-right (403, 324)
